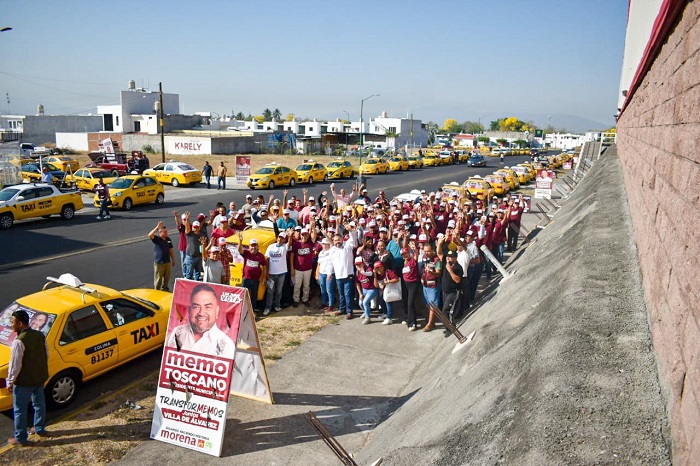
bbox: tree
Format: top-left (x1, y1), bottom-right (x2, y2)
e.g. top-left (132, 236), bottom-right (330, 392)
top-left (477, 136), bottom-right (490, 144)
top-left (285, 113), bottom-right (295, 121)
top-left (254, 115), bottom-right (264, 123)
top-left (496, 138), bottom-right (508, 146)
top-left (441, 118), bottom-right (462, 134)
top-left (262, 108), bottom-right (272, 121)
top-left (425, 121), bottom-right (439, 145)
top-left (244, 113), bottom-right (253, 121)
top-left (513, 139), bottom-right (528, 148)
top-left (489, 118), bottom-right (504, 131)
top-left (461, 121), bottom-right (484, 134)
top-left (499, 117), bottom-right (524, 132)
top-left (272, 108), bottom-right (282, 120)
top-left (234, 112), bottom-right (245, 120)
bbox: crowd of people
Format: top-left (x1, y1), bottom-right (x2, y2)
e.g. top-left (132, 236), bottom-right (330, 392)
top-left (150, 180), bottom-right (526, 333)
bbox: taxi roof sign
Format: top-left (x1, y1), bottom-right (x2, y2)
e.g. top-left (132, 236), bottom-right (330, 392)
top-left (43, 273), bottom-right (99, 301)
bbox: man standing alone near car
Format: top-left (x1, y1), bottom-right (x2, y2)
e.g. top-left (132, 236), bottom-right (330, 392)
top-left (149, 221), bottom-right (175, 291)
top-left (217, 161), bottom-right (228, 190)
top-left (202, 161), bottom-right (213, 189)
top-left (95, 177), bottom-right (110, 220)
top-left (7, 310), bottom-right (49, 446)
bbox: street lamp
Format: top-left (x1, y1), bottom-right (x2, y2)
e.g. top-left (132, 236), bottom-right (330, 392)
top-left (360, 93), bottom-right (380, 164)
top-left (343, 111), bottom-right (350, 157)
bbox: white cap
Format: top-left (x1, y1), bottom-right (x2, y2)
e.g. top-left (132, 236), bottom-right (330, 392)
top-left (218, 237), bottom-right (227, 245)
top-left (309, 196), bottom-right (315, 201)
top-left (250, 238), bottom-right (258, 244)
top-left (210, 246), bottom-right (220, 252)
top-left (192, 221), bottom-right (201, 227)
top-left (418, 234), bottom-right (428, 242)
top-left (283, 209), bottom-right (291, 214)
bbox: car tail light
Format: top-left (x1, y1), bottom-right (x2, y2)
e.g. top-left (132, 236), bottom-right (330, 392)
top-left (183, 173), bottom-right (189, 178)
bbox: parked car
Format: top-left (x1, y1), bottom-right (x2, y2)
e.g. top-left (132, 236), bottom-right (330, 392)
top-left (0, 183), bottom-right (84, 229)
top-left (94, 175), bottom-right (165, 210)
top-left (143, 161), bottom-right (201, 187)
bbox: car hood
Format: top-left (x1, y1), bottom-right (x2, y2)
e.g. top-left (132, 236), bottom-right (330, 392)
top-left (121, 289), bottom-right (173, 313)
top-left (0, 344), bottom-right (10, 367)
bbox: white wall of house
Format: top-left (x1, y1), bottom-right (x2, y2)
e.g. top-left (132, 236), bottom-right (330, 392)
top-left (56, 132), bottom-right (89, 151)
top-left (544, 133), bottom-right (585, 149)
top-left (167, 136), bottom-right (212, 155)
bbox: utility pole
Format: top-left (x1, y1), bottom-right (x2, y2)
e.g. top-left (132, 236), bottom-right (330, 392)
top-left (159, 82), bottom-right (165, 163)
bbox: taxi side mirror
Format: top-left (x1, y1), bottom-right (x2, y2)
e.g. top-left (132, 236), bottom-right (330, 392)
top-left (16, 196), bottom-right (25, 201)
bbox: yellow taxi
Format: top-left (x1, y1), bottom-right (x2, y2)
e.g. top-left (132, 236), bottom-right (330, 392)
top-left (422, 153), bottom-right (441, 167)
top-left (295, 160), bottom-right (327, 184)
top-left (510, 165), bottom-right (531, 184)
top-left (94, 175), bottom-right (165, 210)
top-left (326, 159), bottom-right (355, 179)
top-left (406, 155), bottom-right (423, 168)
top-left (463, 176), bottom-right (495, 202)
top-left (0, 183), bottom-right (84, 229)
top-left (21, 163), bottom-right (65, 183)
top-left (360, 157), bottom-right (389, 175)
top-left (247, 163), bottom-right (298, 189)
top-left (484, 174), bottom-right (510, 196)
top-left (517, 163), bottom-right (537, 181)
top-left (0, 273), bottom-right (172, 410)
top-left (495, 168), bottom-right (520, 190)
top-left (388, 155), bottom-right (409, 171)
top-left (226, 222), bottom-right (277, 302)
top-left (455, 150), bottom-right (470, 163)
top-left (40, 155), bottom-right (80, 172)
top-left (143, 161), bottom-right (202, 187)
top-left (548, 156), bottom-right (562, 169)
top-left (64, 168), bottom-right (117, 191)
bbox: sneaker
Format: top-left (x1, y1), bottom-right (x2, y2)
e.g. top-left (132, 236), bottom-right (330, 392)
top-left (96, 216), bottom-right (103, 220)
top-left (326, 306), bottom-right (334, 313)
top-left (346, 313), bottom-right (353, 320)
top-left (292, 302), bottom-right (299, 308)
top-left (408, 325), bottom-right (417, 332)
top-left (274, 307), bottom-right (282, 312)
top-left (401, 320), bottom-right (407, 326)
top-left (104, 215), bottom-right (111, 219)
top-left (382, 318), bottom-right (392, 325)
top-left (363, 317), bottom-right (371, 325)
top-left (333, 310), bottom-right (343, 316)
top-left (263, 309), bottom-right (271, 316)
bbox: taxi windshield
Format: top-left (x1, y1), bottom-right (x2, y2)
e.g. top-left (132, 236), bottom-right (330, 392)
top-left (327, 162), bottom-right (342, 168)
top-left (91, 170), bottom-right (113, 178)
top-left (365, 159), bottom-right (378, 165)
top-left (256, 167), bottom-right (275, 175)
top-left (176, 164), bottom-right (196, 171)
top-left (0, 188), bottom-right (20, 202)
top-left (297, 164), bottom-right (312, 171)
top-left (110, 178), bottom-right (134, 189)
top-left (465, 181), bottom-right (485, 189)
top-left (485, 176), bottom-right (501, 183)
top-left (0, 302), bottom-right (57, 346)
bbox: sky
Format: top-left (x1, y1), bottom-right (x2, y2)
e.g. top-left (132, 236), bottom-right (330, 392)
top-left (1, 0), bottom-right (628, 131)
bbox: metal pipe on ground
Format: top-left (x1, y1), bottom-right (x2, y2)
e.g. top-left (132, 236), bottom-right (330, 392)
top-left (480, 244), bottom-right (511, 279)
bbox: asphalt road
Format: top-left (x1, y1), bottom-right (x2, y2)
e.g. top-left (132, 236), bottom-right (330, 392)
top-left (0, 154), bottom-right (531, 419)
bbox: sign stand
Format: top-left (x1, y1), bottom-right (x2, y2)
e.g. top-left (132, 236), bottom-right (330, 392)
top-left (427, 303), bottom-right (477, 354)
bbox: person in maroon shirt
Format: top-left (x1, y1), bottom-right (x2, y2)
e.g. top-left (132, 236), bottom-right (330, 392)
top-left (237, 233), bottom-right (267, 311)
top-left (355, 257), bottom-right (376, 324)
top-left (173, 210), bottom-right (188, 276)
top-left (290, 226), bottom-right (317, 307)
top-left (400, 247), bottom-right (421, 331)
top-left (506, 196), bottom-right (524, 252)
top-left (490, 206), bottom-right (511, 275)
top-left (373, 261), bottom-right (400, 325)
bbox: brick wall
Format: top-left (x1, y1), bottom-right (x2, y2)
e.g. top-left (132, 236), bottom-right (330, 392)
top-left (616, 3), bottom-right (700, 463)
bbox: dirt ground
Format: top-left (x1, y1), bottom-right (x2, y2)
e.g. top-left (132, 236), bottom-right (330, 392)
top-left (1, 306), bottom-right (340, 465)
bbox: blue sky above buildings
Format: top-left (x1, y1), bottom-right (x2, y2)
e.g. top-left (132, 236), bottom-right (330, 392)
top-left (1, 0), bottom-right (627, 131)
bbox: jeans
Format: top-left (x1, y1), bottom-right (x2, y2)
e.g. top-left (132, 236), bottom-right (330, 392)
top-left (183, 255), bottom-right (202, 281)
top-left (99, 198), bottom-right (110, 218)
top-left (384, 299), bottom-right (394, 319)
top-left (292, 268), bottom-right (312, 303)
top-left (361, 288), bottom-right (378, 318)
top-left (468, 262), bottom-right (483, 302)
top-left (402, 280), bottom-right (421, 327)
top-left (265, 273), bottom-right (286, 311)
top-left (179, 250), bottom-right (186, 275)
top-left (507, 224), bottom-right (520, 251)
top-left (204, 175), bottom-right (211, 189)
top-left (243, 278), bottom-right (260, 310)
top-left (217, 176), bottom-right (226, 189)
top-left (319, 273), bottom-right (336, 307)
top-left (336, 276), bottom-right (354, 314)
top-left (423, 286), bottom-right (440, 308)
top-left (13, 384), bottom-right (47, 443)
top-left (495, 242), bottom-right (505, 272)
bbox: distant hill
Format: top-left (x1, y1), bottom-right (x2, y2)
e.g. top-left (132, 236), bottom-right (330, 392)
top-left (517, 113), bottom-right (612, 133)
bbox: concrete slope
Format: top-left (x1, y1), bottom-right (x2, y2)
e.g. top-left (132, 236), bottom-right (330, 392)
top-left (355, 149), bottom-right (671, 465)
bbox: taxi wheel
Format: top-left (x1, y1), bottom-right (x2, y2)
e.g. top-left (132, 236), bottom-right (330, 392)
top-left (308, 177), bottom-right (313, 184)
top-left (60, 204), bottom-right (75, 220)
top-left (289, 178), bottom-right (296, 187)
top-left (46, 370), bottom-right (80, 409)
top-left (0, 213), bottom-right (13, 229)
top-left (123, 198), bottom-right (133, 210)
top-left (268, 181), bottom-right (275, 190)
top-left (111, 170), bottom-right (119, 177)
top-left (171, 178), bottom-right (180, 187)
top-left (323, 174), bottom-right (328, 182)
top-left (155, 193), bottom-right (165, 204)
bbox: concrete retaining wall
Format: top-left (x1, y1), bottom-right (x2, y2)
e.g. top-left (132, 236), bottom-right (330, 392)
top-left (616, 3), bottom-right (700, 463)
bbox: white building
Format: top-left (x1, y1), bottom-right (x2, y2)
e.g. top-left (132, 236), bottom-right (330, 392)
top-left (97, 82), bottom-right (179, 134)
top-left (544, 132), bottom-right (586, 150)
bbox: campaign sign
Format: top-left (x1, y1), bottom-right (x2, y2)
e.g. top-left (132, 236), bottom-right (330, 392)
top-left (151, 280), bottom-right (244, 457)
top-left (535, 169), bottom-right (554, 199)
top-left (235, 156), bottom-right (251, 184)
top-left (510, 194), bottom-right (532, 213)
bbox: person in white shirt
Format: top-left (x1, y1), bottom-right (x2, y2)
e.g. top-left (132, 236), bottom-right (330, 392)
top-left (165, 284), bottom-right (235, 359)
top-left (263, 231), bottom-right (291, 316)
top-left (316, 237), bottom-right (336, 312)
top-left (330, 224), bottom-right (358, 318)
